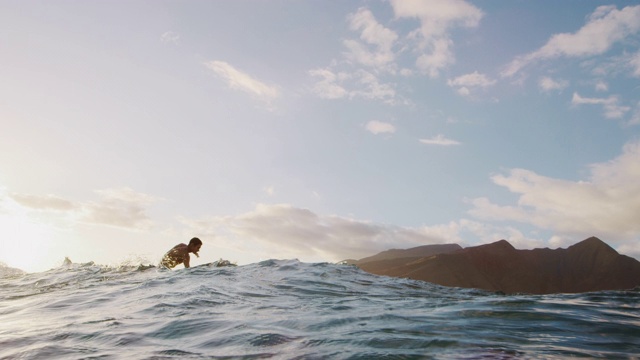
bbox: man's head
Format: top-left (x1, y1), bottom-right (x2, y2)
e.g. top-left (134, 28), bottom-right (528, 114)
top-left (188, 237), bottom-right (202, 256)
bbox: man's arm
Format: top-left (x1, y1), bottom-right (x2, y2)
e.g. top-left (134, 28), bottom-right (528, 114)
top-left (184, 253), bottom-right (191, 268)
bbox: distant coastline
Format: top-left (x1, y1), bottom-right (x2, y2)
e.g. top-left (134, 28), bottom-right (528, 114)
top-left (347, 237), bottom-right (640, 295)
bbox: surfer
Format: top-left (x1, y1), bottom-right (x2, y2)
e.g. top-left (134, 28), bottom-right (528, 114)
top-left (160, 237), bottom-right (202, 269)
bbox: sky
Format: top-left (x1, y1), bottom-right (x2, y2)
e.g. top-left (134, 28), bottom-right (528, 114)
top-left (1, 0), bottom-right (640, 273)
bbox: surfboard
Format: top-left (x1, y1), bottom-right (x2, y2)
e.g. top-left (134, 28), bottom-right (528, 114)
top-left (193, 259), bottom-right (237, 268)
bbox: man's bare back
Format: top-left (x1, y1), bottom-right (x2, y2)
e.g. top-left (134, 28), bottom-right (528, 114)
top-left (161, 238), bottom-right (202, 269)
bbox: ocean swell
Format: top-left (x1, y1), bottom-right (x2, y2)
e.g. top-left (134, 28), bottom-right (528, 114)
top-left (1, 260), bottom-right (639, 359)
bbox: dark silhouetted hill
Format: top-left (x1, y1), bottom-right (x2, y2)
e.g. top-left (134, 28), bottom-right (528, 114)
top-left (345, 244), bottom-right (461, 275)
top-left (353, 237), bottom-right (640, 294)
top-left (355, 243), bottom-right (462, 263)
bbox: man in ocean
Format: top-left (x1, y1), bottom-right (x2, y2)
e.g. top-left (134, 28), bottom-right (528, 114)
top-left (160, 237), bottom-right (202, 269)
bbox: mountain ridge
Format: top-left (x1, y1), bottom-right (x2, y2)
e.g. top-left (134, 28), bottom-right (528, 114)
top-left (351, 237), bottom-right (640, 294)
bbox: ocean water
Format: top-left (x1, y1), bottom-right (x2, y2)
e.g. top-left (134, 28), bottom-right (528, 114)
top-left (1, 260), bottom-right (639, 359)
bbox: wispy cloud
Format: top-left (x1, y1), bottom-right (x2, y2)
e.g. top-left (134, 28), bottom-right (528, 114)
top-left (308, 7), bottom-right (402, 105)
top-left (351, 70), bottom-right (396, 102)
top-left (469, 140), bottom-right (640, 244)
top-left (263, 186), bottom-right (275, 197)
top-left (502, 5), bottom-right (640, 77)
top-left (456, 218), bottom-right (544, 250)
top-left (366, 120), bottom-right (396, 135)
top-left (538, 76), bottom-right (568, 93)
top-left (595, 81), bottom-right (609, 92)
top-left (82, 188), bottom-right (159, 230)
top-left (308, 68), bottom-right (349, 99)
top-left (160, 31), bottom-right (180, 44)
top-left (9, 193), bottom-right (76, 211)
top-left (309, 68), bottom-right (397, 104)
top-left (419, 134), bottom-right (461, 146)
top-left (204, 61), bottom-right (279, 104)
top-left (9, 187), bottom-right (160, 230)
top-left (390, 0), bottom-right (483, 78)
top-left (447, 71), bottom-right (496, 96)
top-left (310, 0), bottom-right (482, 104)
top-left (572, 92), bottom-right (631, 120)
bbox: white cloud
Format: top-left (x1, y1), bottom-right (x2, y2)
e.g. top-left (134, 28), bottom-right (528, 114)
top-left (447, 71), bottom-right (496, 96)
top-left (309, 68), bottom-right (397, 104)
top-left (590, 51), bottom-right (640, 78)
top-left (456, 87), bottom-right (470, 96)
top-left (448, 71), bottom-right (496, 88)
top-left (9, 193), bottom-right (76, 211)
top-left (572, 92), bottom-right (631, 119)
top-left (457, 218), bottom-right (544, 250)
top-left (160, 31), bottom-right (180, 44)
top-left (82, 188), bottom-right (159, 230)
top-left (390, 0), bottom-right (483, 77)
top-left (366, 120), bottom-right (396, 135)
top-left (5, 187), bottom-right (159, 231)
top-left (178, 204), bottom-right (555, 262)
top-left (538, 76), bottom-right (568, 92)
top-left (180, 203), bottom-right (458, 261)
top-left (414, 38), bottom-right (455, 78)
top-left (308, 8), bottom-right (402, 105)
top-left (263, 186), bottom-right (275, 197)
top-left (352, 70), bottom-right (397, 102)
top-left (312, 1), bottom-right (481, 101)
top-left (204, 61), bottom-right (279, 103)
top-left (308, 68), bottom-right (349, 99)
top-left (595, 80), bottom-right (609, 92)
top-left (502, 5), bottom-right (640, 77)
top-left (344, 8), bottom-right (398, 70)
top-left (349, 8), bottom-right (398, 50)
top-left (469, 140), bottom-right (640, 247)
top-left (399, 68), bottom-right (413, 77)
top-left (419, 134), bottom-right (461, 146)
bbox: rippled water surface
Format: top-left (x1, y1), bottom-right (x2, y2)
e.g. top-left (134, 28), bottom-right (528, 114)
top-left (1, 260), bottom-right (639, 359)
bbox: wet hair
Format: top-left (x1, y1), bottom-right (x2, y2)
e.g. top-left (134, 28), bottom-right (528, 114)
top-left (189, 237), bottom-right (202, 246)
